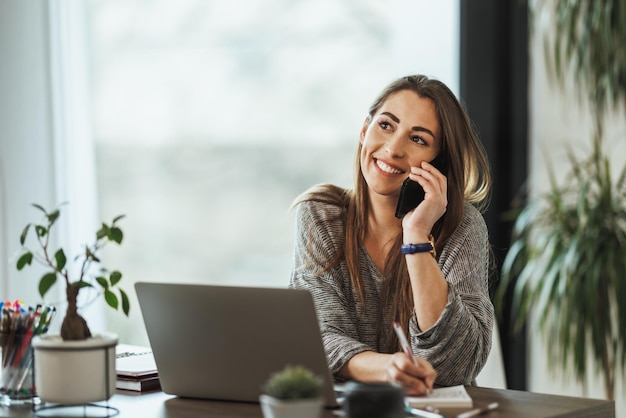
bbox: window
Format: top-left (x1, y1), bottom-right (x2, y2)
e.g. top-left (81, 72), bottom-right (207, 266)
top-left (86, 0), bottom-right (459, 345)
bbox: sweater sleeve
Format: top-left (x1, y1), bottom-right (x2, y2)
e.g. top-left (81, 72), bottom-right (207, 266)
top-left (288, 200), bottom-right (372, 375)
top-left (409, 203), bottom-right (494, 386)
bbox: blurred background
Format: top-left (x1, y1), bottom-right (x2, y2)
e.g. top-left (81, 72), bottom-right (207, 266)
top-left (1, 0), bottom-right (624, 414)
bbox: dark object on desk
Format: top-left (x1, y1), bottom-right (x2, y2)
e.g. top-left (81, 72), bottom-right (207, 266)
top-left (117, 375), bottom-right (161, 392)
top-left (135, 282), bottom-right (339, 407)
top-left (342, 382), bottom-right (405, 418)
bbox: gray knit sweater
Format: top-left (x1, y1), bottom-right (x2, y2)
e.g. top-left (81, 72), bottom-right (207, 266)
top-left (289, 195), bottom-right (494, 386)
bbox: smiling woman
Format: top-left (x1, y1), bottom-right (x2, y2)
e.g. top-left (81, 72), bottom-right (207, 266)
top-left (289, 75), bottom-right (493, 394)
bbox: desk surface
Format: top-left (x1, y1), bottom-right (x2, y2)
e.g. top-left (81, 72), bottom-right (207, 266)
top-left (1, 386), bottom-right (614, 418)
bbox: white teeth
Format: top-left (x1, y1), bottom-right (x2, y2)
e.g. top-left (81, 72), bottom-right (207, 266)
top-left (376, 159), bottom-right (403, 174)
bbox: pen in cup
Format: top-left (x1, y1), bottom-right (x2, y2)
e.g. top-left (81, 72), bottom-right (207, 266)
top-left (392, 321), bottom-right (431, 395)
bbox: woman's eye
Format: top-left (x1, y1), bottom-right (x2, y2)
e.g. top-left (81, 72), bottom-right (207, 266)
top-left (378, 121), bottom-right (392, 130)
top-left (411, 136), bottom-right (426, 144)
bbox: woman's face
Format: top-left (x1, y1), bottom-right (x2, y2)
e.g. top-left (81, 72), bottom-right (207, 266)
top-left (359, 89), bottom-right (441, 199)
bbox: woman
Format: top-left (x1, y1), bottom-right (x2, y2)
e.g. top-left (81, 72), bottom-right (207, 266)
top-left (289, 75), bottom-right (493, 396)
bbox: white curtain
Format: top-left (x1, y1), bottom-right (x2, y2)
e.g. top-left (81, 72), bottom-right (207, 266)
top-left (0, 0), bottom-right (102, 332)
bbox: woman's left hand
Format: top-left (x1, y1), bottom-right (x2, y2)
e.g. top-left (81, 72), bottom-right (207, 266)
top-left (401, 160), bottom-right (447, 238)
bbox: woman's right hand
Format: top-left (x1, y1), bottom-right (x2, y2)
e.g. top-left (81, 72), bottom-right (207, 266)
top-left (385, 352), bottom-right (437, 396)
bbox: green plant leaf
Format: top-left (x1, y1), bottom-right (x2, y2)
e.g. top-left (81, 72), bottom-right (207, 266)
top-left (85, 247), bottom-right (101, 263)
top-left (16, 252), bottom-right (33, 270)
top-left (48, 209), bottom-right (60, 225)
top-left (96, 276), bottom-right (108, 289)
top-left (96, 223), bottom-right (109, 240)
top-left (32, 203), bottom-right (47, 214)
top-left (112, 214), bottom-right (126, 224)
top-left (54, 248), bottom-right (66, 270)
top-left (35, 225), bottom-right (47, 238)
top-left (120, 289), bottom-right (130, 316)
top-left (20, 224), bottom-right (31, 245)
top-left (104, 289), bottom-right (119, 310)
top-left (39, 272), bottom-right (57, 297)
top-left (110, 271), bottom-right (122, 286)
top-left (109, 227), bottom-right (123, 244)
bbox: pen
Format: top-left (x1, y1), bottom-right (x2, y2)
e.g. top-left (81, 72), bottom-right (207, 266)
top-left (456, 402), bottom-right (499, 418)
top-left (406, 406), bottom-right (444, 418)
top-left (393, 321), bottom-right (417, 364)
top-left (393, 321), bottom-right (432, 396)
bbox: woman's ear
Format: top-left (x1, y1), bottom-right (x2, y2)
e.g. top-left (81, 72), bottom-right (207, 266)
top-left (359, 116), bottom-right (370, 143)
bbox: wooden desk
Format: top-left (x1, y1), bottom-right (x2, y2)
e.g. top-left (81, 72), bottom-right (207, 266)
top-left (1, 386), bottom-right (614, 417)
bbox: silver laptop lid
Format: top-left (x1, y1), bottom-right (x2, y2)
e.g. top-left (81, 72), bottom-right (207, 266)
top-left (135, 282), bottom-right (338, 407)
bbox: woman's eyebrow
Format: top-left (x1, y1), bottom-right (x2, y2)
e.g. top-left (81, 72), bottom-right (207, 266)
top-left (381, 111), bottom-right (435, 138)
top-left (412, 126), bottom-right (435, 138)
top-left (381, 111), bottom-right (400, 123)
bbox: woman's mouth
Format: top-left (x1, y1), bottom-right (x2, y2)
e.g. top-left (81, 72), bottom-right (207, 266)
top-left (375, 159), bottom-right (404, 175)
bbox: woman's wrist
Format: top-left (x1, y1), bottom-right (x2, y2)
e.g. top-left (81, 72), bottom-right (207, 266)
top-left (402, 230), bottom-right (432, 245)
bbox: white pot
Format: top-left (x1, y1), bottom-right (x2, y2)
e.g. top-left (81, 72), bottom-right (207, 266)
top-left (32, 332), bottom-right (118, 405)
top-left (259, 394), bottom-right (323, 418)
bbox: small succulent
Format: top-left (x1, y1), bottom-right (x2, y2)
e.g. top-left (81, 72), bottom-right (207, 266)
top-left (262, 365), bottom-right (323, 400)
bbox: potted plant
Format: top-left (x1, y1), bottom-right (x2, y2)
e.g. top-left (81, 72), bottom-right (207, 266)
top-left (497, 0), bottom-right (626, 401)
top-left (259, 365), bottom-right (324, 418)
top-left (15, 203), bottom-right (129, 405)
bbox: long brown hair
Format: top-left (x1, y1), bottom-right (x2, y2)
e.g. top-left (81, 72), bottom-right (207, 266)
top-left (295, 75), bottom-right (492, 349)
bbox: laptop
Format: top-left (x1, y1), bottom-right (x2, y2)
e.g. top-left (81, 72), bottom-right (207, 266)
top-left (134, 282), bottom-right (339, 407)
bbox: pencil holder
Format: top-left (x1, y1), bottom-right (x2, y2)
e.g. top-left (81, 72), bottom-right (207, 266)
top-left (0, 302), bottom-right (54, 406)
top-left (0, 331), bottom-right (37, 405)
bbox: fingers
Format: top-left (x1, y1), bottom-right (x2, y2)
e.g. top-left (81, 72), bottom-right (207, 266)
top-left (385, 352), bottom-right (437, 396)
top-left (408, 162), bottom-right (446, 196)
top-left (403, 169), bottom-right (447, 229)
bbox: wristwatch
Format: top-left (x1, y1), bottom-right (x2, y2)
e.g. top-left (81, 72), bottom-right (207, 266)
top-left (401, 234), bottom-right (436, 258)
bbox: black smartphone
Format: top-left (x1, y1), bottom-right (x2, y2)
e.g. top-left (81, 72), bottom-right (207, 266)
top-left (394, 154), bottom-right (447, 219)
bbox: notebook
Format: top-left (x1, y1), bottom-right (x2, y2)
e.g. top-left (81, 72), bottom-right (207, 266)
top-left (134, 282), bottom-right (339, 407)
top-left (406, 385), bottom-right (473, 408)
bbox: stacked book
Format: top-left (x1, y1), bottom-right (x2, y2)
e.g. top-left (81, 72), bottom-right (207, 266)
top-left (115, 344), bottom-right (160, 392)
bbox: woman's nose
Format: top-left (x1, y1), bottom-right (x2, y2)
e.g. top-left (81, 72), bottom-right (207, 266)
top-left (385, 133), bottom-right (406, 158)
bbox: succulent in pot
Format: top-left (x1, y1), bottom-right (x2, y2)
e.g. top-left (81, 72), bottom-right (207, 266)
top-left (260, 365), bottom-right (324, 418)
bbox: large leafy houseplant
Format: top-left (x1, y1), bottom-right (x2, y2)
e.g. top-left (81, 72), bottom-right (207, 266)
top-left (499, 139), bottom-right (626, 400)
top-left (498, 0), bottom-right (626, 400)
top-left (15, 203), bottom-right (130, 341)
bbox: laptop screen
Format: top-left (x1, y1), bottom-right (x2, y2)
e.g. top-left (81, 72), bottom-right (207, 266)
top-left (135, 282), bottom-right (338, 407)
